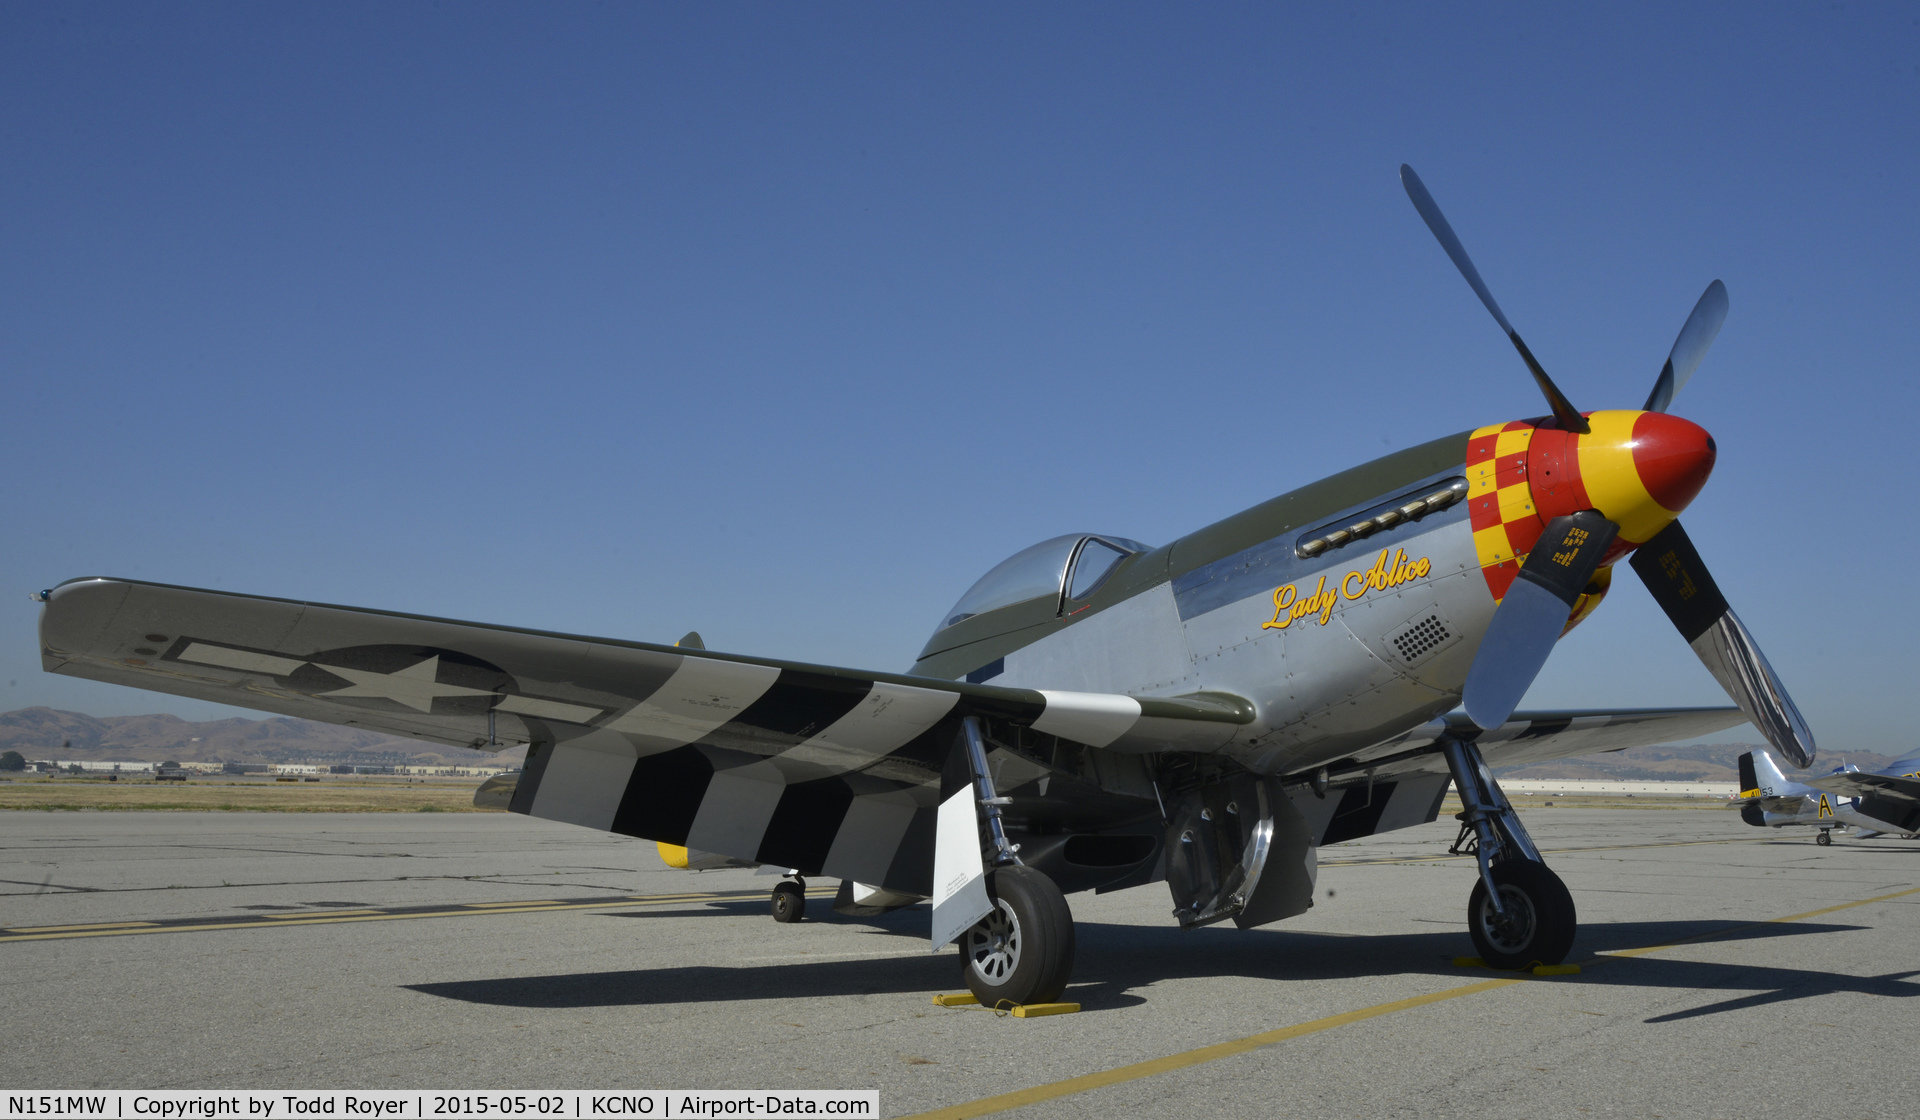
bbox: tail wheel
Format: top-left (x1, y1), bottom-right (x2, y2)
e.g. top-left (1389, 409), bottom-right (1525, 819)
top-left (1816, 830), bottom-right (1832, 846)
top-left (1467, 859), bottom-right (1576, 969)
top-left (960, 866), bottom-right (1075, 1006)
top-left (769, 880), bottom-right (806, 923)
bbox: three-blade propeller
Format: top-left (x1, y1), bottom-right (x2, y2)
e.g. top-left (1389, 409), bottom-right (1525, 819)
top-left (1401, 166), bottom-right (1815, 767)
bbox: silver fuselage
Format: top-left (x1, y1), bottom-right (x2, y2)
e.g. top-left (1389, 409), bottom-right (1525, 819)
top-left (989, 468), bottom-right (1487, 776)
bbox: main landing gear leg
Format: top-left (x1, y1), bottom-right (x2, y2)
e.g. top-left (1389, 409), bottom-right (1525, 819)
top-left (955, 716), bottom-right (1075, 1007)
top-left (1442, 737), bottom-right (1576, 969)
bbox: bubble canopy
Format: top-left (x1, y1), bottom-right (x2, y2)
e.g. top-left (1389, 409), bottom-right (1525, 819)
top-left (940, 534), bottom-right (1151, 631)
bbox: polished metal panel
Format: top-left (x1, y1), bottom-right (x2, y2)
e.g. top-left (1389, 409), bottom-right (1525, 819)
top-left (1643, 279), bottom-right (1729, 413)
top-left (1001, 581), bottom-right (1195, 697)
top-left (1689, 610), bottom-right (1816, 769)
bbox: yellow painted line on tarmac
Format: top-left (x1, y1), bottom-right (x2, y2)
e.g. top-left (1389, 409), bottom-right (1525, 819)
top-left (265, 909), bottom-right (382, 918)
top-left (0, 886), bottom-right (837, 944)
top-left (905, 881), bottom-right (1918, 1120)
top-left (10, 920), bottom-right (160, 933)
top-left (908, 977), bottom-right (1532, 1119)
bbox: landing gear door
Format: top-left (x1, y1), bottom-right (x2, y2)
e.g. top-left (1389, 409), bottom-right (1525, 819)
top-left (930, 785), bottom-right (992, 949)
top-left (1164, 773), bottom-right (1317, 930)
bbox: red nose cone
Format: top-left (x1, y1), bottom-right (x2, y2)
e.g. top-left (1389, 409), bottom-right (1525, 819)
top-left (1631, 412), bottom-right (1716, 513)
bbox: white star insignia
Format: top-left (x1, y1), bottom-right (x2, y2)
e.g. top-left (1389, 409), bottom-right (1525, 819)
top-left (315, 655), bottom-right (495, 713)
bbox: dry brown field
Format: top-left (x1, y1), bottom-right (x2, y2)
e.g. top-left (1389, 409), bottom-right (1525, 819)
top-left (0, 775), bottom-right (500, 812)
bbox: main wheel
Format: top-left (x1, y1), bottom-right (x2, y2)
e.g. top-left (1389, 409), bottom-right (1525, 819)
top-left (770, 880), bottom-right (806, 923)
top-left (960, 865), bottom-right (1075, 1006)
top-left (1467, 859), bottom-right (1576, 969)
top-left (1816, 830), bottom-right (1832, 846)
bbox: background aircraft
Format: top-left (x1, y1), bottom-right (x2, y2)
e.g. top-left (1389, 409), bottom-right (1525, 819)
top-left (1736, 748), bottom-right (1920, 845)
top-left (34, 166), bottom-right (1814, 1006)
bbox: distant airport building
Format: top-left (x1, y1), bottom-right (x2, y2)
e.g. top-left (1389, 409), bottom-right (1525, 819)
top-left (28, 759), bottom-right (156, 773)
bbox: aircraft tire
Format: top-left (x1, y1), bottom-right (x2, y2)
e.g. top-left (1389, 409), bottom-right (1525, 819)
top-left (1467, 859), bottom-right (1576, 969)
top-left (1816, 830), bottom-right (1832, 846)
top-left (960, 866), bottom-right (1075, 1007)
top-left (769, 881), bottom-right (806, 923)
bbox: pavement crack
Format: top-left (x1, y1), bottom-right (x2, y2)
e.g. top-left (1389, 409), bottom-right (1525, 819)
top-left (0, 877), bottom-right (99, 893)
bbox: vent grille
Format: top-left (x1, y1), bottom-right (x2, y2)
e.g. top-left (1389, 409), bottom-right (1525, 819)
top-left (1392, 614), bottom-right (1452, 663)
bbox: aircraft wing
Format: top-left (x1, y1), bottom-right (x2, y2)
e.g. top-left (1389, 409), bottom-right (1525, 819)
top-left (35, 577), bottom-right (1751, 890)
top-left (37, 577), bottom-right (1254, 892)
top-left (1333, 706), bottom-right (1750, 780)
top-left (1800, 771), bottom-right (1920, 805)
top-left (1218, 706), bottom-right (1752, 852)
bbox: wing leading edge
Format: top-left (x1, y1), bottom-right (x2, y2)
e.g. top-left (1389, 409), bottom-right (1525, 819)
top-left (1286, 706), bottom-right (1750, 801)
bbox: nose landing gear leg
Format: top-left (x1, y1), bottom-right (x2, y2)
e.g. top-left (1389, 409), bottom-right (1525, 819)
top-left (1442, 736), bottom-right (1576, 969)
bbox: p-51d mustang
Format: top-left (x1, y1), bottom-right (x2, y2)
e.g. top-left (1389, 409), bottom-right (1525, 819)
top-left (34, 166), bottom-right (1815, 1006)
top-left (1735, 748), bottom-right (1920, 845)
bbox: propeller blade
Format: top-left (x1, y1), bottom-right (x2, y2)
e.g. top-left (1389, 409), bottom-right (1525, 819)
top-left (1464, 511), bottom-right (1620, 729)
top-left (1399, 164), bottom-right (1588, 433)
top-left (1629, 521), bottom-right (1816, 768)
top-left (1643, 280), bottom-right (1729, 413)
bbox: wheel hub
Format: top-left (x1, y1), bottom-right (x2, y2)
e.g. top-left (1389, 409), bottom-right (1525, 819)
top-left (965, 900), bottom-right (1022, 984)
top-left (1479, 884), bottom-right (1538, 954)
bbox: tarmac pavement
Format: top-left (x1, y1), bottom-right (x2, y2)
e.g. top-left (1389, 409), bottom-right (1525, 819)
top-left (1, 808), bottom-right (1914, 1118)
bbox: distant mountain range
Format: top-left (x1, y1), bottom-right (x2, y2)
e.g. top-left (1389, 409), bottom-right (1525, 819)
top-left (0, 707), bottom-right (525, 767)
top-left (2, 706), bottom-right (1890, 782)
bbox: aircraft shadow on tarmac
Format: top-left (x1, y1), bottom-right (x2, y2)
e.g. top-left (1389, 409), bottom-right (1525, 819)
top-left (404, 911), bottom-right (1918, 1021)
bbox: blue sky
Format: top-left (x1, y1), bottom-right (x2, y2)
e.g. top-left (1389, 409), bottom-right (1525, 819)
top-left (4, 4), bottom-right (1916, 755)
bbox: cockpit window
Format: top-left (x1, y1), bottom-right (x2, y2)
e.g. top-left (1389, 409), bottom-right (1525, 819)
top-left (940, 534), bottom-right (1150, 630)
top-left (941, 535), bottom-right (1080, 629)
top-left (1067, 538), bottom-right (1129, 600)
